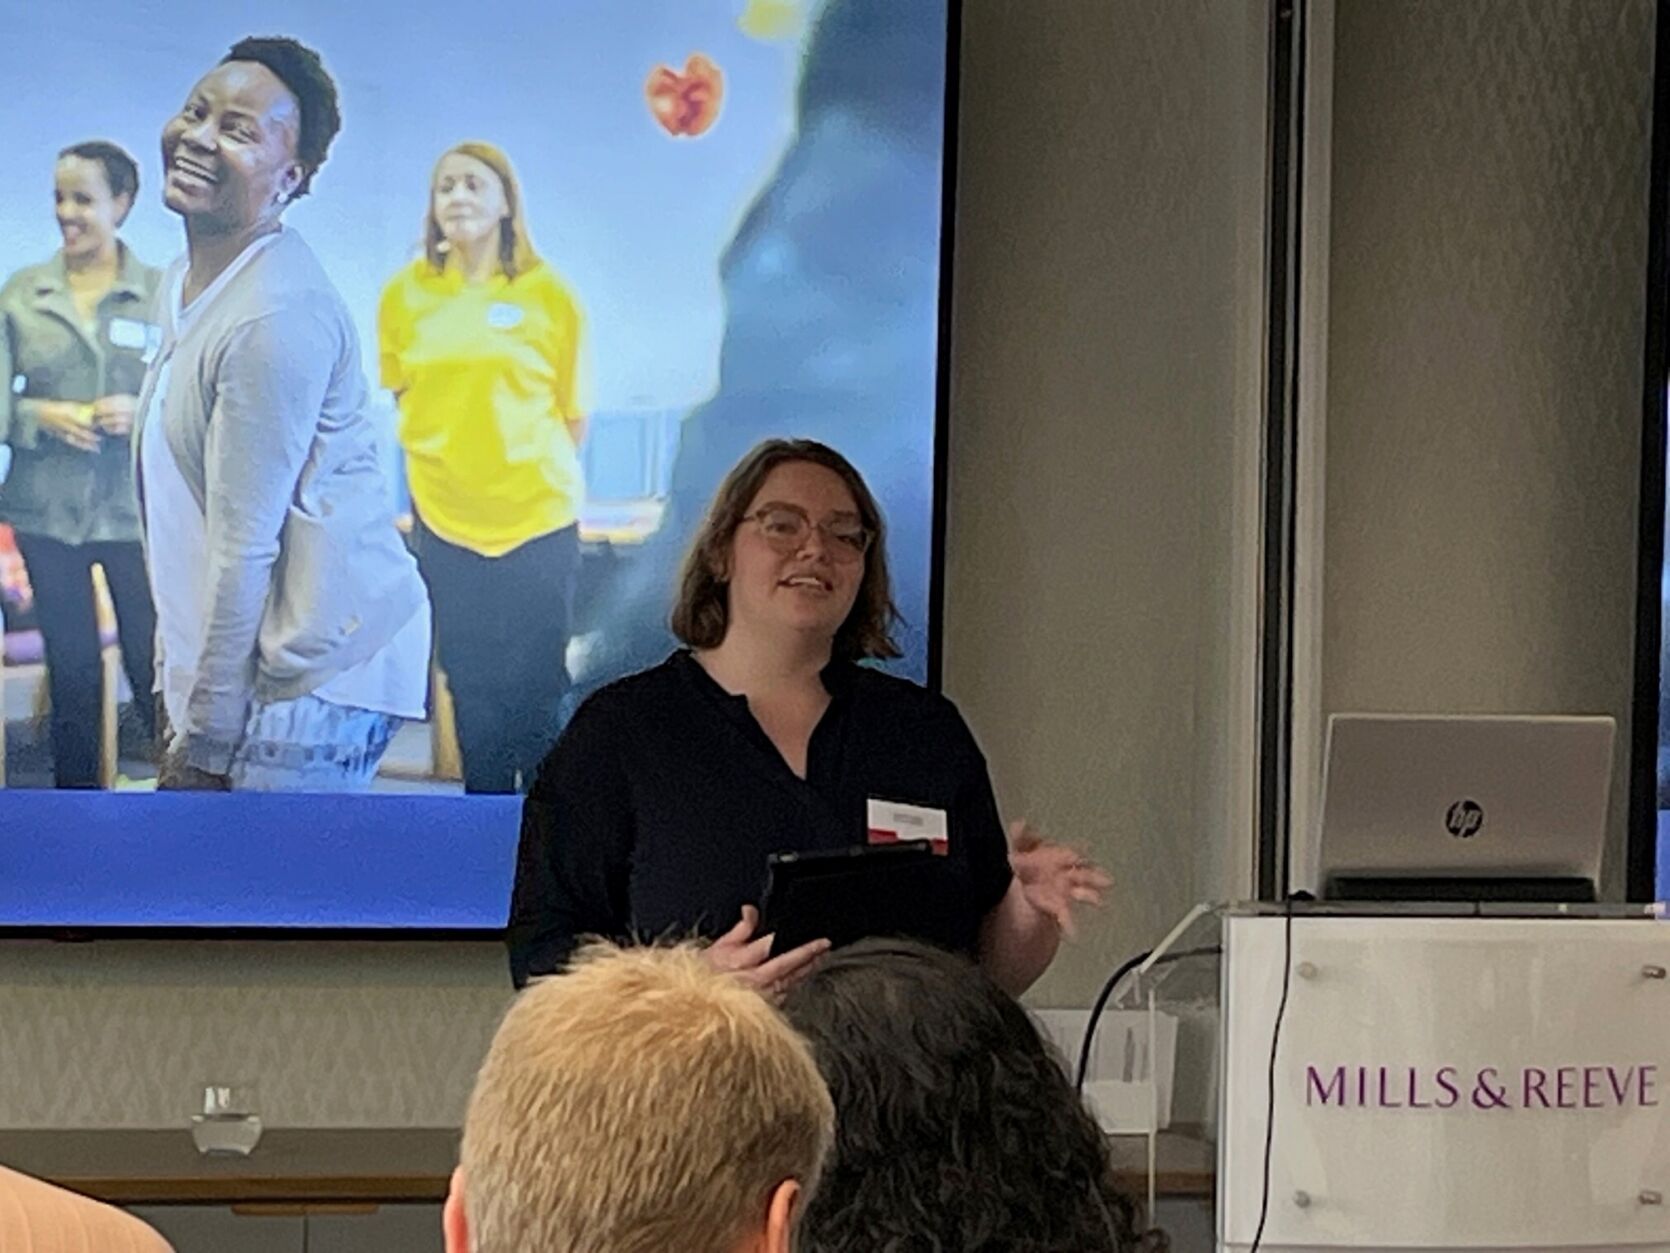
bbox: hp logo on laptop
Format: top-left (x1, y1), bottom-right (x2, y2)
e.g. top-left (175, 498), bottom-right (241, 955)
top-left (1445, 799), bottom-right (1484, 839)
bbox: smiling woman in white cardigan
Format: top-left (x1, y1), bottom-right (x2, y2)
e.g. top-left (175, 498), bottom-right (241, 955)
top-left (136, 37), bottom-right (429, 792)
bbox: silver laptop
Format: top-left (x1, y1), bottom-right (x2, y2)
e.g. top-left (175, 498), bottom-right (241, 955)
top-left (1317, 714), bottom-right (1614, 897)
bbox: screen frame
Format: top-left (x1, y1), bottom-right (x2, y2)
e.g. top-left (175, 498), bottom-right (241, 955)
top-left (1627, 0), bottom-right (1670, 905)
top-left (0, 0), bottom-right (966, 941)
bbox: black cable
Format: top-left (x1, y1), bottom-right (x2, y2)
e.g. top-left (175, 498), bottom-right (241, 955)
top-left (1075, 950), bottom-right (1150, 1092)
top-left (1074, 944), bottom-right (1224, 1093)
top-left (1248, 895), bottom-right (1296, 1253)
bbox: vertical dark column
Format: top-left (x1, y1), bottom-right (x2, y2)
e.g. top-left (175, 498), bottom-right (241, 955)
top-left (1258, 0), bottom-right (1307, 900)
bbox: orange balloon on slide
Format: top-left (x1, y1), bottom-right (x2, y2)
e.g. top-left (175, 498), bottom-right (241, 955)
top-left (646, 54), bottom-right (724, 138)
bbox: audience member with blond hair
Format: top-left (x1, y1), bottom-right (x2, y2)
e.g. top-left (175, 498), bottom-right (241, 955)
top-left (0, 1164), bottom-right (173, 1251)
top-left (446, 941), bottom-right (833, 1253)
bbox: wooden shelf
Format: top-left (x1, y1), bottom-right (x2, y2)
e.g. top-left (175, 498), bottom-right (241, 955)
top-left (0, 1129), bottom-right (457, 1206)
top-left (1105, 1126), bottom-right (1215, 1199)
top-left (0, 1125), bottom-right (1214, 1207)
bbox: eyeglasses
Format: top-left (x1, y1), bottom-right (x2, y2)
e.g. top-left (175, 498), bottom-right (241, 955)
top-left (743, 505), bottom-right (872, 562)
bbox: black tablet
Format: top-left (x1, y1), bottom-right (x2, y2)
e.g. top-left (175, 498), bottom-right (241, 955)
top-left (759, 842), bottom-right (964, 957)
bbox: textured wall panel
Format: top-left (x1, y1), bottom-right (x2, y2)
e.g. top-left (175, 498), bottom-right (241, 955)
top-left (0, 943), bottom-right (510, 1128)
top-left (1322, 0), bottom-right (1654, 895)
top-left (944, 0), bottom-right (1267, 1004)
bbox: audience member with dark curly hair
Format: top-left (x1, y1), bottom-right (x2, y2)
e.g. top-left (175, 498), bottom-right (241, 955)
top-left (781, 938), bottom-right (1165, 1253)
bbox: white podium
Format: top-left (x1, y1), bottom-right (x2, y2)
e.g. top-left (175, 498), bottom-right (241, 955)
top-left (1116, 903), bottom-right (1670, 1252)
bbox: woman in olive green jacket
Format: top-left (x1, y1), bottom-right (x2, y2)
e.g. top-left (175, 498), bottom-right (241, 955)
top-left (0, 142), bottom-right (161, 788)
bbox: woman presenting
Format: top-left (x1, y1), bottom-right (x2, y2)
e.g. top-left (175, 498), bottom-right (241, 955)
top-left (0, 142), bottom-right (160, 788)
top-left (509, 438), bottom-right (1109, 996)
top-left (378, 142), bottom-right (586, 794)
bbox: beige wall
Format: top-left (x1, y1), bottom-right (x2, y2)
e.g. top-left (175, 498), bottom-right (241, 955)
top-left (1313, 0), bottom-right (1655, 896)
top-left (0, 0), bottom-right (1269, 1128)
top-left (943, 0), bottom-right (1267, 1005)
top-left (0, 942), bottom-right (509, 1127)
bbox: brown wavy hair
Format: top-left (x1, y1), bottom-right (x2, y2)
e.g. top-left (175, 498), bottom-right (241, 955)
top-left (671, 439), bottom-right (900, 661)
top-left (424, 141), bottom-right (540, 279)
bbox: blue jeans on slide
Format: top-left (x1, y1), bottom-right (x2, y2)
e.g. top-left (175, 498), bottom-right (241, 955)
top-left (228, 694), bottom-right (400, 793)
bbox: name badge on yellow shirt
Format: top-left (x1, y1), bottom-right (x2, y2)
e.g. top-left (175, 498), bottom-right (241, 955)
top-left (487, 302), bottom-right (524, 330)
top-left (866, 798), bottom-right (949, 855)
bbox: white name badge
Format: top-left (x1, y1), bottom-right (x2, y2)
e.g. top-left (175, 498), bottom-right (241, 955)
top-left (487, 302), bottom-right (524, 329)
top-left (866, 798), bottom-right (949, 854)
top-left (108, 316), bottom-right (155, 351)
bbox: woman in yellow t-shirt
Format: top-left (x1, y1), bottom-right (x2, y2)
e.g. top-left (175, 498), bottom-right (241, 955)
top-left (378, 142), bottom-right (585, 794)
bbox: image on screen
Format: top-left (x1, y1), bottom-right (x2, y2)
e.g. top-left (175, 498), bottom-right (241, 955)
top-left (0, 0), bottom-right (952, 927)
